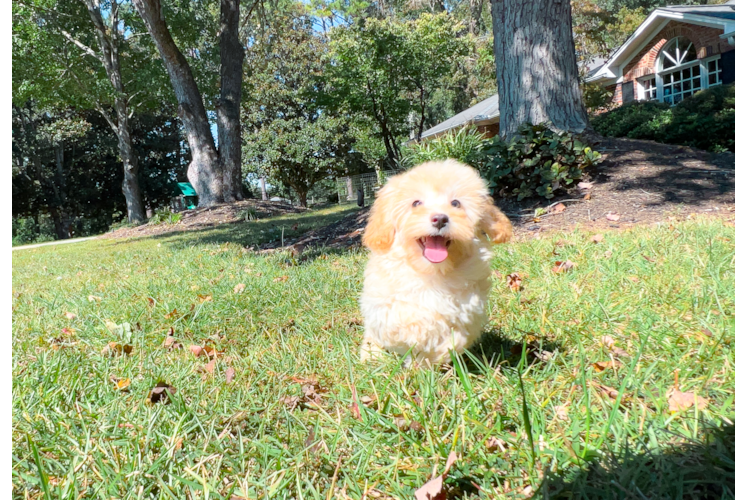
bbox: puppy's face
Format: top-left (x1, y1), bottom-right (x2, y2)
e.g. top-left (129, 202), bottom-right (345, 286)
top-left (363, 160), bottom-right (512, 273)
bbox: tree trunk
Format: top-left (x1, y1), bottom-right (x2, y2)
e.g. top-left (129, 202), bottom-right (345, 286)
top-left (259, 176), bottom-right (268, 200)
top-left (295, 188), bottom-right (308, 208)
top-left (52, 144), bottom-right (73, 238)
top-left (81, 0), bottom-right (147, 223)
top-left (217, 0), bottom-right (245, 203)
top-left (490, 0), bottom-right (588, 138)
top-left (133, 0), bottom-right (224, 207)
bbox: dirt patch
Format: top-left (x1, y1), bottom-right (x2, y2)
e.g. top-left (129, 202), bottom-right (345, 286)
top-left (261, 137), bottom-right (734, 250)
top-left (102, 200), bottom-right (305, 240)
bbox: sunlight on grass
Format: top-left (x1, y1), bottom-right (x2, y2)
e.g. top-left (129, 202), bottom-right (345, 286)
top-left (12, 212), bottom-right (734, 499)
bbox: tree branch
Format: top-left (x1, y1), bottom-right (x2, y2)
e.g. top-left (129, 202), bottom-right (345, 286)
top-left (59, 29), bottom-right (104, 63)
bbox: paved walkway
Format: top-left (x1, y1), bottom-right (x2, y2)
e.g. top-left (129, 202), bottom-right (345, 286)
top-left (12, 236), bottom-right (98, 251)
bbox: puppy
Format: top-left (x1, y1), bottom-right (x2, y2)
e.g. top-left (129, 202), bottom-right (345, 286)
top-left (359, 160), bottom-right (512, 366)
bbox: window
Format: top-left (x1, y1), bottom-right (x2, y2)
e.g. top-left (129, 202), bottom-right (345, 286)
top-left (705, 56), bottom-right (722, 86)
top-left (662, 64), bottom-right (701, 104)
top-left (640, 77), bottom-right (656, 101)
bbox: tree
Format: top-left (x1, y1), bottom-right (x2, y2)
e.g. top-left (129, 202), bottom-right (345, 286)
top-left (327, 13), bottom-right (470, 170)
top-left (490, 0), bottom-right (589, 137)
top-left (132, 0), bottom-right (255, 206)
top-left (243, 13), bottom-right (363, 207)
top-left (13, 0), bottom-right (153, 223)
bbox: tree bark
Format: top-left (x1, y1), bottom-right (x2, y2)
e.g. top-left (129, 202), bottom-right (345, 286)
top-left (52, 144), bottom-right (72, 238)
top-left (78, 0), bottom-right (148, 223)
top-left (217, 0), bottom-right (245, 202)
top-left (259, 176), bottom-right (268, 200)
top-left (490, 0), bottom-right (589, 138)
top-left (133, 0), bottom-right (224, 207)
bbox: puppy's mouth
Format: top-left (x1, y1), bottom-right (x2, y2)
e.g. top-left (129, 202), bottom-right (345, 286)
top-left (418, 236), bottom-right (451, 263)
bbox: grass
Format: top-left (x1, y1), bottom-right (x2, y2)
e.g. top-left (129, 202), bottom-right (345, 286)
top-left (12, 208), bottom-right (735, 499)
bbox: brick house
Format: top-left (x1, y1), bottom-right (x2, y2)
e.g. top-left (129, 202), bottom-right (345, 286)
top-left (586, 1), bottom-right (735, 106)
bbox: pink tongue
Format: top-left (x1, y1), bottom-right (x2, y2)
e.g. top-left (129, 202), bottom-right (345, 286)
top-left (423, 236), bottom-right (449, 263)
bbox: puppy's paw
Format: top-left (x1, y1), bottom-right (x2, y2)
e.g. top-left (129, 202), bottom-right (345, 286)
top-left (360, 338), bottom-right (386, 363)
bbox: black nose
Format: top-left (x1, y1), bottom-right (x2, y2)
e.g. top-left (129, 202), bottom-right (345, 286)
top-left (431, 213), bottom-right (449, 229)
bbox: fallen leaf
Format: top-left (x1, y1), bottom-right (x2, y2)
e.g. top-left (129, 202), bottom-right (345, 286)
top-left (583, 193), bottom-right (591, 200)
top-left (604, 250), bottom-right (613, 259)
top-left (148, 382), bottom-right (176, 404)
top-left (629, 276), bottom-right (640, 282)
top-left (551, 203), bottom-right (566, 214)
top-left (113, 378), bottom-right (131, 391)
top-left (147, 297), bottom-right (155, 307)
top-left (61, 328), bottom-right (75, 337)
top-left (591, 234), bottom-right (604, 244)
top-left (552, 260), bottom-right (576, 274)
top-left (87, 295), bottom-right (102, 302)
top-left (64, 312), bottom-right (77, 320)
top-left (592, 360), bottom-right (622, 372)
top-left (225, 367), bottom-right (236, 383)
top-left (593, 383), bottom-right (619, 400)
top-left (606, 212), bottom-right (620, 221)
top-left (273, 275), bottom-right (289, 283)
top-left (506, 273), bottom-right (523, 292)
top-left (360, 395), bottom-right (375, 406)
top-left (233, 283), bottom-right (246, 294)
top-left (485, 436), bottom-right (507, 453)
top-left (197, 294), bottom-right (212, 303)
top-left (102, 342), bottom-right (133, 356)
top-left (555, 239), bottom-right (572, 248)
top-left (203, 359), bottom-right (216, 374)
top-left (554, 405), bottom-right (569, 421)
top-left (189, 345), bottom-right (205, 357)
top-left (578, 182), bottom-right (593, 190)
top-left (641, 254), bottom-right (657, 263)
top-left (600, 335), bottom-right (615, 348)
top-left (414, 452), bottom-right (459, 500)
top-left (164, 308), bottom-right (178, 319)
top-left (668, 388), bottom-right (708, 412)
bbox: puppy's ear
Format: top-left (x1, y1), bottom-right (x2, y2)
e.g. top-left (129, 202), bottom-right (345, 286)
top-left (363, 184), bottom-right (396, 252)
top-left (479, 199), bottom-right (512, 244)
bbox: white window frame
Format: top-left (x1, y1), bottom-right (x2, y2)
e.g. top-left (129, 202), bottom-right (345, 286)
top-left (638, 75), bottom-right (657, 101)
top-left (640, 37), bottom-right (724, 106)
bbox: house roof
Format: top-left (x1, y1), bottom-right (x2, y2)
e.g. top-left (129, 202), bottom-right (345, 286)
top-left (586, 2), bottom-right (736, 85)
top-left (419, 94), bottom-right (499, 140)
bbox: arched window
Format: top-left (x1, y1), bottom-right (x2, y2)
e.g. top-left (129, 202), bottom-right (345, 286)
top-left (658, 37), bottom-right (701, 104)
top-left (637, 35), bottom-right (724, 105)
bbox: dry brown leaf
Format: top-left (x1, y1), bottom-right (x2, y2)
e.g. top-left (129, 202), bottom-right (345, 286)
top-left (102, 342), bottom-right (133, 356)
top-left (591, 234), bottom-right (604, 244)
top-left (233, 283), bottom-right (246, 294)
top-left (273, 275), bottom-right (289, 283)
top-left (147, 297), bottom-right (155, 307)
top-left (604, 250), bottom-right (613, 259)
top-left (641, 254), bottom-right (657, 263)
top-left (578, 182), bottom-right (593, 190)
top-left (552, 260), bottom-right (576, 274)
top-left (606, 212), bottom-right (620, 221)
top-left (600, 335), bottom-right (615, 349)
top-left (164, 308), bottom-right (178, 319)
top-left (64, 312), bottom-right (77, 320)
top-left (485, 436), bottom-right (507, 453)
top-left (148, 382), bottom-right (176, 404)
top-left (197, 294), bottom-right (212, 303)
top-left (87, 295), bottom-right (102, 302)
top-left (414, 452), bottom-right (458, 500)
top-left (360, 395), bottom-right (375, 406)
top-left (551, 203), bottom-right (566, 214)
top-left (629, 276), bottom-right (640, 283)
top-left (668, 388), bottom-right (709, 412)
top-left (592, 360), bottom-right (622, 372)
top-left (594, 383), bottom-right (619, 400)
top-left (189, 345), bottom-right (205, 357)
top-left (506, 272), bottom-right (523, 292)
top-left (203, 359), bottom-right (216, 374)
top-left (114, 378), bottom-right (131, 391)
top-left (225, 367), bottom-right (236, 384)
top-left (554, 405), bottom-right (569, 421)
top-left (61, 328), bottom-right (75, 337)
top-left (583, 193), bottom-right (591, 200)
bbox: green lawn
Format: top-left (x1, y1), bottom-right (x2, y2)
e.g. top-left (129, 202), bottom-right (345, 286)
top-left (12, 209), bottom-right (735, 499)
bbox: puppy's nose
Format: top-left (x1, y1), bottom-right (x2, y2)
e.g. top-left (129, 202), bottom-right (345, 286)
top-left (431, 213), bottom-right (449, 229)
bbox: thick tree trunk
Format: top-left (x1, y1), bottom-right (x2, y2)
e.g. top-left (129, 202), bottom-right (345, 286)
top-left (490, 0), bottom-right (588, 138)
top-left (217, 0), bottom-right (245, 202)
top-left (115, 98), bottom-right (147, 223)
top-left (52, 144), bottom-right (73, 238)
top-left (259, 177), bottom-right (268, 200)
top-left (133, 0), bottom-right (224, 207)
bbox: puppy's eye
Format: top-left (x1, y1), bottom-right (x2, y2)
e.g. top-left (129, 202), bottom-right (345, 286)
top-left (451, 200), bottom-right (461, 208)
top-left (412, 200), bottom-right (422, 207)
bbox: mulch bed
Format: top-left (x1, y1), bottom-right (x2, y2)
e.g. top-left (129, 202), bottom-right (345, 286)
top-left (262, 137), bottom-right (734, 250)
top-left (102, 199), bottom-right (305, 240)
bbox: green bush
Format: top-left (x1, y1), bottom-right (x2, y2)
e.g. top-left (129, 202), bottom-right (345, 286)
top-left (476, 123), bottom-right (602, 200)
top-left (400, 127), bottom-right (488, 169)
top-left (148, 208), bottom-right (182, 225)
top-left (590, 84), bottom-right (734, 152)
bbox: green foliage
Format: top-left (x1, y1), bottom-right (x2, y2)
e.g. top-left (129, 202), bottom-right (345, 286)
top-left (477, 124), bottom-right (602, 200)
top-left (400, 127), bottom-right (488, 169)
top-left (591, 84), bottom-right (735, 152)
top-left (148, 209), bottom-right (182, 226)
top-left (326, 13), bottom-right (471, 167)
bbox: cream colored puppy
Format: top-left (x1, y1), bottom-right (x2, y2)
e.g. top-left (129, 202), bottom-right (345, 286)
top-left (360, 160), bottom-right (512, 366)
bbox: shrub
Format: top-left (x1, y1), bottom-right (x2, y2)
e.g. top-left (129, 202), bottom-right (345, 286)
top-left (12, 217), bottom-right (39, 245)
top-left (476, 123), bottom-right (602, 201)
top-left (590, 84), bottom-right (734, 152)
top-left (149, 208), bottom-right (182, 225)
top-left (400, 127), bottom-right (488, 169)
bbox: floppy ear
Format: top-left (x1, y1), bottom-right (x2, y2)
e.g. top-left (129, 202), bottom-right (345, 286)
top-left (362, 184), bottom-right (396, 252)
top-left (478, 199), bottom-right (512, 244)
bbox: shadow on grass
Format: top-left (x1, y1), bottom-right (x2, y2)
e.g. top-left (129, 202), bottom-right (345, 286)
top-left (464, 328), bottom-right (562, 372)
top-left (538, 422), bottom-right (735, 499)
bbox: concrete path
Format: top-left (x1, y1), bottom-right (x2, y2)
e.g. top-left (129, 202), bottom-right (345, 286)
top-left (12, 236), bottom-right (98, 251)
